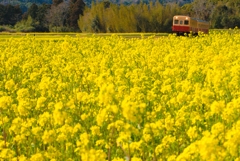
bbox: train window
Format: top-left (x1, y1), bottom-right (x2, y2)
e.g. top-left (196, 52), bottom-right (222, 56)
top-left (180, 21), bottom-right (183, 25)
top-left (174, 20), bottom-right (179, 24)
top-left (184, 20), bottom-right (189, 25)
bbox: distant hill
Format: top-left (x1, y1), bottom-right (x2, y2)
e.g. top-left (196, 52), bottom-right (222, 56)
top-left (0, 0), bottom-right (193, 12)
top-left (83, 0), bottom-right (194, 7)
top-left (0, 0), bottom-right (52, 12)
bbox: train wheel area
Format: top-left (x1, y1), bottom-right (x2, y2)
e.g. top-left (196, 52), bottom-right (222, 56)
top-left (173, 32), bottom-right (199, 37)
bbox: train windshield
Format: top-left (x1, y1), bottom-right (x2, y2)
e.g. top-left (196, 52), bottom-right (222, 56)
top-left (184, 20), bottom-right (189, 25)
top-left (180, 21), bottom-right (183, 25)
top-left (174, 20), bottom-right (179, 24)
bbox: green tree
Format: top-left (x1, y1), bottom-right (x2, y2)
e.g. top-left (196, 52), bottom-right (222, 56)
top-left (0, 4), bottom-right (5, 25)
top-left (211, 4), bottom-right (230, 28)
top-left (27, 3), bottom-right (38, 19)
top-left (35, 3), bottom-right (51, 31)
top-left (91, 15), bottom-right (100, 32)
top-left (0, 4), bottom-right (22, 26)
top-left (36, 3), bottom-right (51, 25)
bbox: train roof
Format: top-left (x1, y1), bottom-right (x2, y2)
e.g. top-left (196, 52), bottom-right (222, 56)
top-left (173, 15), bottom-right (209, 24)
top-left (190, 17), bottom-right (209, 23)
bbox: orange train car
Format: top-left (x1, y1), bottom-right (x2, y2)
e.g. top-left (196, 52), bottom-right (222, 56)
top-left (172, 15), bottom-right (209, 35)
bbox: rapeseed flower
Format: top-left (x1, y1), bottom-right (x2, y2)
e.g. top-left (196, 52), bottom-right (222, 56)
top-left (1, 30), bottom-right (240, 160)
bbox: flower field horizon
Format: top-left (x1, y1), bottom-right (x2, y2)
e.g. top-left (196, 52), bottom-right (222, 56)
top-left (1, 30), bottom-right (240, 161)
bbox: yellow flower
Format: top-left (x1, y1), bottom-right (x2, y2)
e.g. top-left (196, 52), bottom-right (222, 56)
top-left (131, 157), bottom-right (142, 161)
top-left (167, 155), bottom-right (176, 161)
top-left (90, 125), bottom-right (101, 136)
top-left (210, 101), bottom-right (225, 115)
top-left (201, 90), bottom-right (215, 106)
top-left (17, 100), bottom-right (31, 116)
top-left (80, 132), bottom-right (89, 148)
top-left (36, 97), bottom-right (47, 110)
top-left (112, 157), bottom-right (125, 161)
top-left (2, 30), bottom-right (240, 160)
top-left (81, 113), bottom-right (88, 121)
top-left (56, 133), bottom-right (67, 142)
top-left (42, 130), bottom-right (56, 144)
top-left (4, 79), bottom-right (15, 91)
top-left (0, 96), bottom-right (12, 110)
top-left (0, 149), bottom-right (15, 159)
top-left (17, 88), bottom-right (29, 100)
top-left (30, 153), bottom-right (44, 161)
top-left (187, 126), bottom-right (198, 141)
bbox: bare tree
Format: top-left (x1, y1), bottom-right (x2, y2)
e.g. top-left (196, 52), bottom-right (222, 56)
top-left (46, 1), bottom-right (69, 30)
top-left (192, 0), bottom-right (214, 21)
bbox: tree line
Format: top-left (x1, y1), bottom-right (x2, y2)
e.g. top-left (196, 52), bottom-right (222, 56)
top-left (0, 0), bottom-right (52, 13)
top-left (1, 0), bottom-right (240, 33)
top-left (79, 1), bottom-right (182, 33)
top-left (0, 4), bottom-right (22, 26)
top-left (0, 0), bottom-right (85, 32)
top-left (0, 0), bottom-right (193, 12)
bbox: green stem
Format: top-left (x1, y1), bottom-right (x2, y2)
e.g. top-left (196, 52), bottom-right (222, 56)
top-left (14, 133), bottom-right (19, 161)
top-left (2, 115), bottom-right (7, 148)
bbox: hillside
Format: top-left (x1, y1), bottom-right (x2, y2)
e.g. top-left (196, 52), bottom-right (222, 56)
top-left (83, 0), bottom-right (194, 7)
top-left (0, 0), bottom-right (193, 12)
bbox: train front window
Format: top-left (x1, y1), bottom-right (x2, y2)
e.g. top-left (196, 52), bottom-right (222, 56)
top-left (174, 20), bottom-right (179, 24)
top-left (184, 20), bottom-right (189, 25)
top-left (180, 21), bottom-right (183, 25)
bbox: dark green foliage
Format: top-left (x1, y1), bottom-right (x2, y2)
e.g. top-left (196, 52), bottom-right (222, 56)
top-left (36, 3), bottom-right (51, 25)
top-left (0, 25), bottom-right (6, 32)
top-left (27, 3), bottom-right (38, 19)
top-left (0, 0), bottom-right (52, 13)
top-left (212, 15), bottom-right (223, 28)
top-left (91, 15), bottom-right (101, 32)
top-left (102, 1), bottom-right (111, 8)
top-left (163, 18), bottom-right (173, 32)
top-left (227, 16), bottom-right (240, 29)
top-left (210, 4), bottom-right (240, 29)
top-left (13, 2), bottom-right (50, 32)
top-left (0, 4), bottom-right (22, 26)
top-left (34, 3), bottom-right (51, 32)
top-left (0, 5), bottom-right (5, 25)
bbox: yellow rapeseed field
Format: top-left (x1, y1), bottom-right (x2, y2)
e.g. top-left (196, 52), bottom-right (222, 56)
top-left (1, 31), bottom-right (240, 161)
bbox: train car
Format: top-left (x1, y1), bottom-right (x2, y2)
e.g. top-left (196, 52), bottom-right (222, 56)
top-left (172, 15), bottom-right (209, 35)
top-left (197, 19), bottom-right (210, 34)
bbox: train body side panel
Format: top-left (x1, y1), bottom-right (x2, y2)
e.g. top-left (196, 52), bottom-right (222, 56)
top-left (189, 18), bottom-right (198, 33)
top-left (172, 25), bottom-right (190, 32)
top-left (197, 21), bottom-right (209, 34)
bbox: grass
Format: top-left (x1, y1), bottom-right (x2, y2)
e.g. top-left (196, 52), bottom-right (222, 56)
top-left (1, 29), bottom-right (237, 41)
top-left (0, 32), bottom-right (169, 41)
